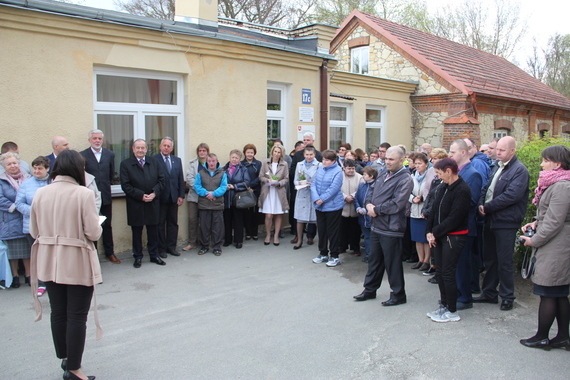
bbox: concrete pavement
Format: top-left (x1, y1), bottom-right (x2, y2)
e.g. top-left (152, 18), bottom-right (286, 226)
top-left (2, 238), bottom-right (569, 379)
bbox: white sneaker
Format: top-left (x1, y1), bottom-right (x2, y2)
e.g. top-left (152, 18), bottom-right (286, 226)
top-left (431, 310), bottom-right (460, 323)
top-left (426, 305), bottom-right (446, 319)
top-left (312, 255), bottom-right (329, 264)
top-left (326, 257), bottom-right (341, 267)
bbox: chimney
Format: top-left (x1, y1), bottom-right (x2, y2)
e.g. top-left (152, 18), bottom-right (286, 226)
top-left (174, 0), bottom-right (218, 30)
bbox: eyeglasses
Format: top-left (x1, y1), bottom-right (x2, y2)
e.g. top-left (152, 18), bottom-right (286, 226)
top-left (480, 149), bottom-right (488, 153)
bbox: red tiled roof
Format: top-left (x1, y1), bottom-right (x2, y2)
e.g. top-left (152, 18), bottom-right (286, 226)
top-left (336, 10), bottom-right (570, 111)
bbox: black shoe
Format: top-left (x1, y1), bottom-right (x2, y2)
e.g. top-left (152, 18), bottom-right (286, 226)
top-left (428, 276), bottom-right (438, 284)
top-left (382, 298), bottom-right (407, 306)
top-left (405, 258), bottom-right (418, 263)
top-left (500, 300), bottom-right (514, 310)
top-left (293, 243), bottom-right (303, 250)
top-left (551, 338), bottom-right (570, 350)
top-left (61, 359), bottom-right (67, 371)
top-left (353, 292), bottom-right (376, 301)
top-left (423, 267), bottom-right (436, 275)
top-left (362, 257), bottom-right (369, 263)
top-left (213, 250), bottom-right (222, 256)
top-left (252, 236), bottom-right (259, 241)
top-left (11, 276), bottom-right (20, 288)
top-left (223, 242), bottom-right (231, 247)
top-left (198, 247), bottom-right (209, 255)
top-left (264, 241), bottom-right (270, 245)
top-left (63, 371), bottom-right (96, 380)
top-left (168, 250), bottom-right (181, 256)
top-left (150, 257), bottom-right (166, 266)
top-left (158, 252), bottom-right (168, 258)
top-left (279, 230), bottom-right (285, 238)
top-left (472, 295), bottom-right (498, 304)
top-left (133, 259), bottom-right (142, 268)
top-left (520, 338), bottom-right (551, 350)
top-left (456, 301), bottom-right (473, 310)
top-left (235, 243), bottom-right (243, 249)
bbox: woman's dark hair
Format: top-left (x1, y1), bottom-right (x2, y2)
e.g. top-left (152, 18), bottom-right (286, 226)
top-left (433, 157), bottom-right (458, 175)
top-left (243, 143), bottom-right (257, 156)
top-left (339, 143), bottom-right (352, 151)
top-left (362, 166), bottom-right (378, 179)
top-left (50, 150), bottom-right (86, 186)
top-left (542, 145), bottom-right (570, 170)
top-left (31, 156), bottom-right (50, 169)
top-left (413, 153), bottom-right (429, 165)
top-left (304, 146), bottom-right (315, 153)
top-left (344, 159), bottom-right (356, 168)
top-left (354, 148), bottom-right (365, 161)
top-left (321, 149), bottom-right (337, 161)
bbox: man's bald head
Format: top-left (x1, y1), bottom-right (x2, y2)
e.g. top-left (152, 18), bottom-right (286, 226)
top-left (51, 136), bottom-right (69, 155)
top-left (496, 136), bottom-right (516, 163)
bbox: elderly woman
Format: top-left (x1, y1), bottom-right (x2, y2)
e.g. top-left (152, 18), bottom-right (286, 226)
top-left (0, 152), bottom-right (31, 289)
top-left (259, 144), bottom-right (289, 246)
top-left (15, 156), bottom-right (50, 296)
top-left (241, 144), bottom-right (262, 241)
top-left (519, 145), bottom-right (570, 350)
top-left (426, 158), bottom-right (471, 323)
top-left (183, 143), bottom-right (209, 251)
top-left (223, 149), bottom-right (251, 249)
top-left (292, 146), bottom-right (321, 249)
top-left (30, 149), bottom-right (102, 380)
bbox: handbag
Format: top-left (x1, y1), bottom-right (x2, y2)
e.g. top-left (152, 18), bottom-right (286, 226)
top-left (520, 247), bottom-right (536, 280)
top-left (233, 182), bottom-right (257, 209)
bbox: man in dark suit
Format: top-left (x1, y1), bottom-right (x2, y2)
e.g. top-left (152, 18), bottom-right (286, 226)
top-left (153, 137), bottom-right (185, 258)
top-left (120, 139), bottom-right (166, 268)
top-left (80, 129), bottom-right (120, 264)
top-left (46, 136), bottom-right (69, 171)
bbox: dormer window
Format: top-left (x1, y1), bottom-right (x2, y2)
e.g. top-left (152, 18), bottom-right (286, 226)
top-left (350, 46), bottom-right (369, 75)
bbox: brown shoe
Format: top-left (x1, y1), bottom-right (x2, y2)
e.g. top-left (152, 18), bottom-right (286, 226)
top-left (307, 238), bottom-right (314, 245)
top-left (290, 236), bottom-right (298, 244)
top-left (418, 262), bottom-right (430, 271)
top-left (182, 244), bottom-right (195, 251)
top-left (410, 262), bottom-right (422, 270)
top-left (108, 254), bottom-right (121, 264)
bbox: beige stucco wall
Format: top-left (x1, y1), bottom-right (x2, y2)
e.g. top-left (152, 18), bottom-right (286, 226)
top-left (330, 71), bottom-right (416, 149)
top-left (0, 7), bottom-right (325, 253)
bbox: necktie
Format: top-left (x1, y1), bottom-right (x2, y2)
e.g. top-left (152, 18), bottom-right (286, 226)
top-left (139, 159), bottom-right (144, 168)
top-left (166, 157), bottom-right (172, 172)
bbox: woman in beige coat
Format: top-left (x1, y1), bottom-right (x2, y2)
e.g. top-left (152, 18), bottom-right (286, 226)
top-left (30, 150), bottom-right (102, 380)
top-left (258, 144), bottom-right (289, 245)
top-left (520, 145), bottom-right (570, 351)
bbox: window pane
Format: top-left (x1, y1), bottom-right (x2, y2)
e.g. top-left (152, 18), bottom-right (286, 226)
top-left (330, 106), bottom-right (347, 121)
top-left (145, 116), bottom-right (177, 157)
top-left (329, 126), bottom-right (346, 151)
top-left (351, 52), bottom-right (360, 74)
top-left (267, 89), bottom-right (281, 111)
top-left (361, 47), bottom-right (369, 74)
top-left (97, 75), bottom-right (177, 105)
top-left (366, 109), bottom-right (381, 123)
top-left (267, 119), bottom-right (281, 156)
top-left (97, 114), bottom-right (134, 184)
top-left (366, 128), bottom-right (381, 153)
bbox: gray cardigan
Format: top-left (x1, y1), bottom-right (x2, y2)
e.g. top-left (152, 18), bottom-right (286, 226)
top-left (530, 180), bottom-right (570, 287)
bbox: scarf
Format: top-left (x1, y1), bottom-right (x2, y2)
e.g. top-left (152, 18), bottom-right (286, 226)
top-left (532, 168), bottom-right (570, 205)
top-left (414, 169), bottom-right (427, 185)
top-left (5, 171), bottom-right (28, 190)
top-left (228, 164), bottom-right (238, 178)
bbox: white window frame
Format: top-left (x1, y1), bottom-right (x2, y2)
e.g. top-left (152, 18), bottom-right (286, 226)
top-left (93, 67), bottom-right (184, 194)
top-left (329, 102), bottom-right (352, 150)
top-left (365, 105), bottom-right (385, 151)
top-left (493, 129), bottom-right (509, 139)
top-left (350, 46), bottom-right (369, 75)
top-left (267, 82), bottom-right (289, 156)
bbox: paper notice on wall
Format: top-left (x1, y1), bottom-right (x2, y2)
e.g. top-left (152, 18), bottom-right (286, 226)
top-left (299, 107), bottom-right (314, 122)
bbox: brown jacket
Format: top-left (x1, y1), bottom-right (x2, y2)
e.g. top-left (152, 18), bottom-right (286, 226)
top-left (258, 159), bottom-right (289, 211)
top-left (530, 180), bottom-right (570, 287)
top-left (30, 176), bottom-right (102, 328)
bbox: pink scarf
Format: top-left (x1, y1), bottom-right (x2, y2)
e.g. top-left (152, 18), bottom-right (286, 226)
top-left (533, 168), bottom-right (570, 205)
top-left (5, 171), bottom-right (28, 191)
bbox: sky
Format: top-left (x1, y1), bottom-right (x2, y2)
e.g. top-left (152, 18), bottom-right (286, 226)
top-left (76, 0), bottom-right (570, 67)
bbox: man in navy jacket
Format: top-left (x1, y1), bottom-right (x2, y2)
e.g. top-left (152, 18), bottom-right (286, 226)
top-left (476, 136), bottom-right (529, 311)
top-left (153, 137), bottom-right (185, 257)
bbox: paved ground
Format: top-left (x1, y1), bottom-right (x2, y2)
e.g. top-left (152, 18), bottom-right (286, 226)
top-left (2, 237), bottom-right (569, 380)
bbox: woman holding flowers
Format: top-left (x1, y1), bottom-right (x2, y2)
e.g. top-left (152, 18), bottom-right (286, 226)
top-left (292, 146), bottom-right (321, 249)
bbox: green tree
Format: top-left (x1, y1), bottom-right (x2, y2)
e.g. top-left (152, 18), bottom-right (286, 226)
top-left (311, 0), bottom-right (376, 26)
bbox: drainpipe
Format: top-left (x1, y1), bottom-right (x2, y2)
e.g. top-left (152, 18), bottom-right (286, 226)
top-left (320, 60), bottom-right (329, 152)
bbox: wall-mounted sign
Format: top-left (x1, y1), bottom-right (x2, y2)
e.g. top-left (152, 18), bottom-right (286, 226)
top-left (299, 107), bottom-right (314, 122)
top-left (302, 89), bottom-right (311, 104)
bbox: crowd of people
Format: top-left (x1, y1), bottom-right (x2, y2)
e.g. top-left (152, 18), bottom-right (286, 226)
top-left (1, 131), bottom-right (569, 379)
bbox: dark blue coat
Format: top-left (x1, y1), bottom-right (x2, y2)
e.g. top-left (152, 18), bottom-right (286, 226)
top-left (81, 147), bottom-right (115, 205)
top-left (223, 163), bottom-right (251, 208)
top-left (153, 153), bottom-right (185, 204)
top-left (241, 158), bottom-right (262, 197)
top-left (458, 162), bottom-right (483, 237)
